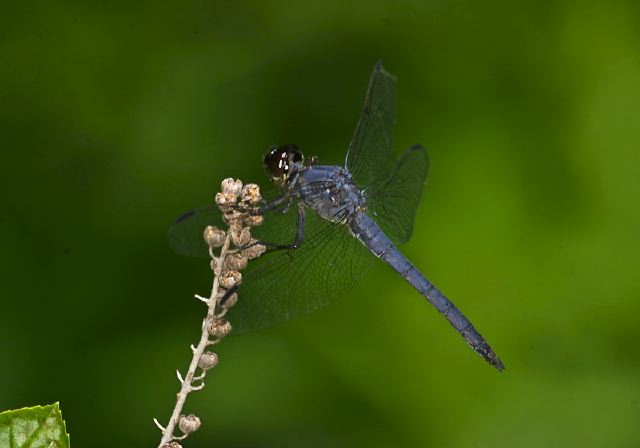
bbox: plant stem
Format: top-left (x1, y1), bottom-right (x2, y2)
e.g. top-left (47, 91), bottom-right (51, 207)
top-left (158, 232), bottom-right (231, 447)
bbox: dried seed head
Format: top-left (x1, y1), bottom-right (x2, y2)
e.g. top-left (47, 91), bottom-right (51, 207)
top-left (219, 270), bottom-right (242, 289)
top-left (203, 226), bottom-right (225, 248)
top-left (215, 192), bottom-right (236, 208)
top-left (160, 442), bottom-right (182, 448)
top-left (225, 252), bottom-right (248, 271)
top-left (221, 178), bottom-right (243, 196)
top-left (178, 414), bottom-right (201, 434)
top-left (244, 214), bottom-right (264, 227)
top-left (223, 210), bottom-right (243, 225)
top-left (208, 318), bottom-right (232, 338)
top-left (243, 241), bottom-right (267, 260)
top-left (221, 291), bottom-right (238, 309)
top-left (230, 226), bottom-right (251, 247)
top-left (241, 183), bottom-right (262, 204)
top-left (198, 351), bottom-right (219, 370)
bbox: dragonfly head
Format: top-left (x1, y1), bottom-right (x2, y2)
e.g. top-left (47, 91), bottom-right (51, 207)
top-left (263, 144), bottom-right (304, 185)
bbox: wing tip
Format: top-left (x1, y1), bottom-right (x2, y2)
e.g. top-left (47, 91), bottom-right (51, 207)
top-left (373, 58), bottom-right (397, 81)
top-left (174, 209), bottom-right (196, 224)
top-left (401, 144), bottom-right (428, 162)
top-left (167, 207), bottom-right (216, 258)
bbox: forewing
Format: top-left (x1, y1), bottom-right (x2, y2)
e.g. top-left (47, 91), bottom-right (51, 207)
top-left (345, 61), bottom-right (396, 188)
top-left (366, 145), bottom-right (429, 245)
top-left (168, 190), bottom-right (286, 258)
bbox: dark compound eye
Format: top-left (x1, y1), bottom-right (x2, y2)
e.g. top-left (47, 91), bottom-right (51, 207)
top-left (263, 146), bottom-right (288, 180)
top-left (280, 144), bottom-right (303, 164)
top-left (263, 146), bottom-right (277, 166)
top-left (263, 145), bottom-right (304, 183)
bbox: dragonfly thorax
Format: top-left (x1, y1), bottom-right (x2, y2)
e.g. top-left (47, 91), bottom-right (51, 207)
top-left (294, 165), bottom-right (366, 224)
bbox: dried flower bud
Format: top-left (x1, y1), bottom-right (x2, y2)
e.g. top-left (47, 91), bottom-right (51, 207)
top-left (244, 214), bottom-right (264, 227)
top-left (208, 318), bottom-right (232, 338)
top-left (241, 183), bottom-right (262, 204)
top-left (203, 226), bottom-right (225, 248)
top-left (221, 178), bottom-right (243, 196)
top-left (215, 192), bottom-right (236, 207)
top-left (219, 270), bottom-right (242, 289)
top-left (198, 351), bottom-right (219, 370)
top-left (178, 414), bottom-right (201, 434)
top-left (160, 442), bottom-right (182, 448)
top-left (225, 252), bottom-right (248, 271)
top-left (230, 226), bottom-right (251, 247)
top-left (221, 291), bottom-right (238, 309)
top-left (223, 210), bottom-right (243, 224)
top-left (244, 241), bottom-right (267, 260)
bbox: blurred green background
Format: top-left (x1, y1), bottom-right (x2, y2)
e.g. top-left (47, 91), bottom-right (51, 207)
top-left (2, 0), bottom-right (639, 447)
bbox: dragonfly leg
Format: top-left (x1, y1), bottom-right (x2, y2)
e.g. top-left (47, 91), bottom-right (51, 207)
top-left (219, 285), bottom-right (239, 307)
top-left (293, 204), bottom-right (306, 248)
top-left (257, 194), bottom-right (288, 214)
top-left (281, 198), bottom-right (293, 214)
top-left (256, 204), bottom-right (306, 253)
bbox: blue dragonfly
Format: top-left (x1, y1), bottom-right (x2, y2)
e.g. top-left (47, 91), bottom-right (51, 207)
top-left (169, 62), bottom-right (504, 370)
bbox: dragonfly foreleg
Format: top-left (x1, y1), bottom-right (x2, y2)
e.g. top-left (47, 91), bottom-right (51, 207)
top-left (257, 194), bottom-right (288, 214)
top-left (281, 199), bottom-right (293, 214)
top-left (256, 204), bottom-right (306, 254)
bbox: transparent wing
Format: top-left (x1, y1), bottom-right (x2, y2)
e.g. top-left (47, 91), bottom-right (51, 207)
top-left (168, 206), bottom-right (226, 257)
top-left (344, 63), bottom-right (427, 245)
top-left (168, 189), bottom-right (285, 258)
top-left (168, 187), bottom-right (374, 333)
top-left (365, 145), bottom-right (429, 245)
top-left (345, 60), bottom-right (396, 188)
top-left (231, 209), bottom-right (373, 333)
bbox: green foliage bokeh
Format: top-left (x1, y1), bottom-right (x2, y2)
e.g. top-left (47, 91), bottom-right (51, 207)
top-left (1, 1), bottom-right (639, 447)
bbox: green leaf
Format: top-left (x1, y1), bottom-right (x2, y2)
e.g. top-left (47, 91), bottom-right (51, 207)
top-left (0, 403), bottom-right (70, 448)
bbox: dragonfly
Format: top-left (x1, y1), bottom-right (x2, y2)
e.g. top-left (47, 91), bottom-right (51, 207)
top-left (169, 61), bottom-right (504, 371)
